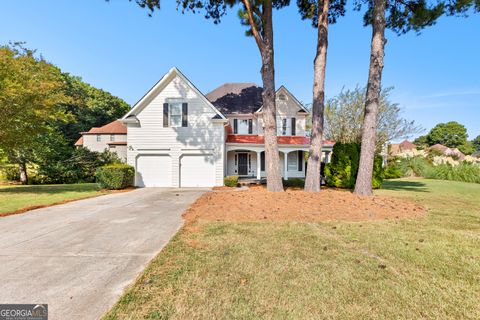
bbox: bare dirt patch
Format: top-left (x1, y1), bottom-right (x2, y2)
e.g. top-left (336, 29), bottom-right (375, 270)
top-left (183, 186), bottom-right (426, 223)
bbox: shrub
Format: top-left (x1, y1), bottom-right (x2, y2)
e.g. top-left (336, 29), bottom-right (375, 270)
top-left (397, 156), bottom-right (432, 177)
top-left (96, 164), bottom-right (134, 189)
top-left (372, 156), bottom-right (384, 189)
top-left (325, 143), bottom-right (360, 189)
top-left (383, 162), bottom-right (402, 179)
top-left (35, 147), bottom-right (122, 184)
top-left (325, 142), bottom-right (383, 189)
top-left (224, 175), bottom-right (239, 187)
top-left (283, 178), bottom-right (305, 188)
top-left (0, 165), bottom-right (20, 181)
top-left (427, 163), bottom-right (480, 184)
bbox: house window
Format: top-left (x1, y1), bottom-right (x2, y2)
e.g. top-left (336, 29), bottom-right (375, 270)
top-left (169, 102), bottom-right (182, 127)
top-left (110, 134), bottom-right (115, 142)
top-left (282, 118), bottom-right (287, 136)
top-left (260, 152), bottom-right (265, 171)
top-left (234, 119), bottom-right (253, 134)
top-left (279, 93), bottom-right (286, 101)
top-left (287, 152), bottom-right (298, 171)
top-left (96, 135), bottom-right (101, 142)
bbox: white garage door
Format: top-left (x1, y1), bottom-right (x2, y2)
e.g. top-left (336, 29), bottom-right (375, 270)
top-left (136, 155), bottom-right (172, 187)
top-left (180, 155), bottom-right (216, 187)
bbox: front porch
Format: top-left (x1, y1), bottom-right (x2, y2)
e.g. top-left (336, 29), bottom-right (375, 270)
top-left (225, 144), bottom-right (333, 180)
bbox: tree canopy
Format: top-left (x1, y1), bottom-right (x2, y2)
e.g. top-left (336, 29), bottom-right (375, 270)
top-left (472, 135), bottom-right (480, 151)
top-left (426, 121), bottom-right (468, 148)
top-left (323, 86), bottom-right (422, 148)
top-left (0, 43), bottom-right (130, 183)
top-left (0, 44), bottom-right (70, 182)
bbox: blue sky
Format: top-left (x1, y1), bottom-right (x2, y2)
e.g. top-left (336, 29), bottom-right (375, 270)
top-left (1, 0), bottom-right (479, 140)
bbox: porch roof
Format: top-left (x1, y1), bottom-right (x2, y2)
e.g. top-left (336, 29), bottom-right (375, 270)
top-left (226, 135), bottom-right (335, 146)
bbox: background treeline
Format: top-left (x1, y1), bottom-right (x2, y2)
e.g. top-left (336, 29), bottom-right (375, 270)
top-left (0, 43), bottom-right (130, 184)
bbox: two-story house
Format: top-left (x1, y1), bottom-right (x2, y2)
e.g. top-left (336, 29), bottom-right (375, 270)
top-left (74, 120), bottom-right (128, 161)
top-left (121, 67), bottom-right (334, 187)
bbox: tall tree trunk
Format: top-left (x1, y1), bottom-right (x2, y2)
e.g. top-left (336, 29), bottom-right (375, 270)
top-left (354, 0), bottom-right (386, 196)
top-left (19, 161), bottom-right (28, 185)
top-left (260, 0), bottom-right (283, 192)
top-left (242, 0), bottom-right (283, 191)
top-left (304, 0), bottom-right (329, 192)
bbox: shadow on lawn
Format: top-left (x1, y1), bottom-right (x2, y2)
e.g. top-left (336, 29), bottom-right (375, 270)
top-left (0, 184), bottom-right (99, 195)
top-left (381, 180), bottom-right (429, 193)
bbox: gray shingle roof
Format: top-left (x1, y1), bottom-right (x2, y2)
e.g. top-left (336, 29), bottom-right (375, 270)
top-left (206, 83), bottom-right (263, 115)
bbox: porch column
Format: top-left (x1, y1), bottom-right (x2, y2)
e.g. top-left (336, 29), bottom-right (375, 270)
top-left (283, 151), bottom-right (289, 180)
top-left (325, 151), bottom-right (330, 163)
top-left (256, 151), bottom-right (261, 180)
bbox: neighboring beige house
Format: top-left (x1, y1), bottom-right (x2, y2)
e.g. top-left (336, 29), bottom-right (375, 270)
top-left (429, 143), bottom-right (465, 160)
top-left (74, 120), bottom-right (127, 162)
top-left (120, 67), bottom-right (334, 187)
top-left (389, 140), bottom-right (417, 156)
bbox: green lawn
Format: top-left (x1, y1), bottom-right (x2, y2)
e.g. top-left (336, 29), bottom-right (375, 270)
top-left (0, 183), bottom-right (104, 216)
top-left (104, 178), bottom-right (480, 320)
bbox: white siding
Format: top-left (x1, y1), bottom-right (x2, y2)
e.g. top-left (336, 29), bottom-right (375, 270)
top-left (81, 134), bottom-right (127, 162)
top-left (126, 74), bottom-right (225, 187)
top-left (253, 88), bottom-right (307, 136)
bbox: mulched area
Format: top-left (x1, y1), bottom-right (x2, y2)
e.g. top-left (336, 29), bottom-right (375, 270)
top-left (183, 186), bottom-right (426, 223)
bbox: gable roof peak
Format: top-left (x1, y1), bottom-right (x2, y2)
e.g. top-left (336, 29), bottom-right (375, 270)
top-left (122, 67), bottom-right (226, 120)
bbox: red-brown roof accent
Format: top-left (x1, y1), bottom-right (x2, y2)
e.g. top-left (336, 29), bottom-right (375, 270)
top-left (107, 141), bottom-right (127, 145)
top-left (82, 120), bottom-right (127, 135)
top-left (399, 140), bottom-right (416, 150)
top-left (226, 135), bottom-right (335, 146)
top-left (74, 136), bottom-right (83, 146)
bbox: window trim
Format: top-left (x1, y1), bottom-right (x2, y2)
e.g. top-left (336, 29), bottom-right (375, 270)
top-left (287, 151), bottom-right (298, 171)
top-left (168, 102), bottom-right (183, 128)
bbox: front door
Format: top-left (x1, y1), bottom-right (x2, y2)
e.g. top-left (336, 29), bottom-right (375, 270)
top-left (238, 153), bottom-right (248, 175)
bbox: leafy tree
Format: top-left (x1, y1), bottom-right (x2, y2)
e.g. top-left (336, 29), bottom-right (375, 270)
top-left (426, 121), bottom-right (468, 148)
top-left (324, 86), bottom-right (422, 148)
top-left (458, 141), bottom-right (475, 155)
top-left (57, 74), bottom-right (130, 145)
top-left (413, 135), bottom-right (428, 149)
top-left (445, 0), bottom-right (479, 15)
top-left (472, 135), bottom-right (480, 151)
top-left (353, 0), bottom-right (444, 196)
top-left (298, 0), bottom-right (346, 191)
top-left (0, 44), bottom-right (69, 184)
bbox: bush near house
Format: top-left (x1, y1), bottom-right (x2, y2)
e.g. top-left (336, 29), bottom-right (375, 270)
top-left (325, 143), bottom-right (383, 189)
top-left (283, 178), bottom-right (305, 189)
top-left (96, 164), bottom-right (134, 190)
top-left (224, 176), bottom-right (239, 187)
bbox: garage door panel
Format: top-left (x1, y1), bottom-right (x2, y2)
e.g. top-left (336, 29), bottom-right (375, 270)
top-left (180, 155), bottom-right (215, 187)
top-left (136, 155), bottom-right (172, 187)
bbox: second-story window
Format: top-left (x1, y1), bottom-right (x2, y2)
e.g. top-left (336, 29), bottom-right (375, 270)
top-left (96, 135), bottom-right (101, 142)
top-left (233, 119), bottom-right (253, 134)
top-left (282, 119), bottom-right (287, 135)
top-left (110, 134), bottom-right (115, 142)
top-left (169, 102), bottom-right (182, 127)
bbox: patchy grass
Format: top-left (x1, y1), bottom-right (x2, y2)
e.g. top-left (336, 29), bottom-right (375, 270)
top-left (0, 183), bottom-right (104, 216)
top-left (104, 178), bottom-right (480, 320)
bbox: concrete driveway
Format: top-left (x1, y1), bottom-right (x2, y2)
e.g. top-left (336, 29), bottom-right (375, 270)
top-left (0, 188), bottom-right (206, 320)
